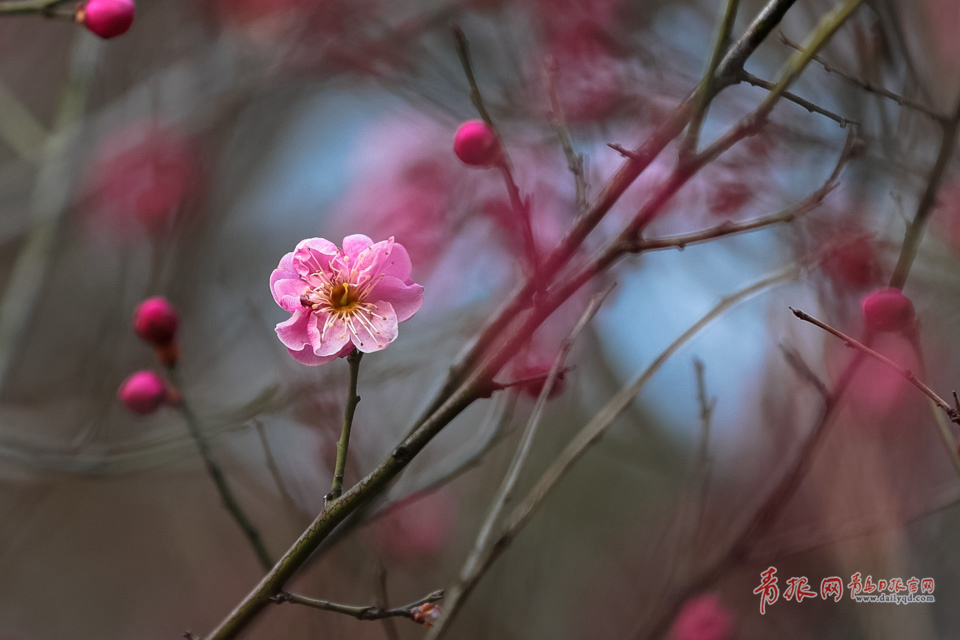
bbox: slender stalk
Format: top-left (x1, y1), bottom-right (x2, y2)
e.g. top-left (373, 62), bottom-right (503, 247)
top-left (272, 589), bottom-right (443, 622)
top-left (327, 349), bottom-right (363, 504)
top-left (167, 367), bottom-right (273, 571)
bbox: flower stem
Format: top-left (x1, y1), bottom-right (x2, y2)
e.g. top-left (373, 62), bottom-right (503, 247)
top-left (327, 349), bottom-right (363, 505)
top-left (166, 366), bottom-right (273, 571)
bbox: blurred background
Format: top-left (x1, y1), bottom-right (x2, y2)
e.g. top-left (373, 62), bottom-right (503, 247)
top-left (2, 0), bottom-right (960, 638)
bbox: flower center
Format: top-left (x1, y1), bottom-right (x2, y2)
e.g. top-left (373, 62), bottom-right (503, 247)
top-left (329, 282), bottom-right (358, 311)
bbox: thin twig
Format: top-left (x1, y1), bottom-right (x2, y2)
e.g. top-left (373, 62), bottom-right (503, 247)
top-left (889, 89), bottom-right (960, 288)
top-left (683, 0), bottom-right (741, 156)
top-left (789, 307), bottom-right (960, 478)
top-left (272, 589), bottom-right (444, 623)
top-left (327, 349), bottom-right (363, 505)
top-left (789, 307), bottom-right (959, 420)
top-left (253, 420), bottom-right (301, 516)
top-left (739, 70), bottom-right (855, 127)
top-left (167, 367), bottom-right (273, 571)
top-left (375, 563), bottom-right (401, 640)
top-left (779, 343), bottom-right (830, 398)
top-left (428, 284), bottom-right (616, 639)
top-left (546, 58), bottom-right (588, 213)
top-left (452, 25), bottom-right (539, 272)
top-left (633, 126), bottom-right (858, 253)
top-left (778, 30), bottom-right (946, 123)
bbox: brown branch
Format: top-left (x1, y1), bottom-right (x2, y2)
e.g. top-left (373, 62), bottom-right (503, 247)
top-left (789, 307), bottom-right (960, 426)
top-left (272, 589), bottom-right (444, 623)
top-left (427, 284), bottom-right (615, 639)
top-left (739, 70), bottom-right (855, 127)
top-left (778, 30), bottom-right (946, 123)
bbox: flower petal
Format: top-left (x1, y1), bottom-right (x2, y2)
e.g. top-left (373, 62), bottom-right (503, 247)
top-left (370, 276), bottom-right (423, 322)
top-left (287, 345), bottom-right (342, 366)
top-left (382, 242), bottom-right (413, 281)
top-left (293, 237), bottom-right (339, 278)
top-left (351, 236), bottom-right (394, 278)
top-left (275, 309), bottom-right (311, 350)
top-left (271, 253), bottom-right (306, 311)
top-left (317, 315), bottom-right (352, 356)
top-left (342, 234), bottom-right (375, 261)
top-left (349, 301), bottom-right (399, 353)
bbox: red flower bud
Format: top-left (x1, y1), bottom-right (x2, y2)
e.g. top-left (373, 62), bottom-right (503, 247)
top-left (412, 603), bottom-right (442, 628)
top-left (453, 120), bottom-right (500, 167)
top-left (862, 288), bottom-right (915, 332)
top-left (77, 0), bottom-right (135, 39)
top-left (133, 296), bottom-right (179, 346)
top-left (117, 371), bottom-right (168, 415)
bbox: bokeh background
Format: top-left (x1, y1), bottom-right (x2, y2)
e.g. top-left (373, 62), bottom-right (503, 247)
top-left (2, 0), bottom-right (960, 638)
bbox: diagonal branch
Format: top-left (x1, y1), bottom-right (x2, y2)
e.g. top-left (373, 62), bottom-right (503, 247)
top-left (272, 589), bottom-right (443, 623)
top-left (427, 284), bottom-right (615, 639)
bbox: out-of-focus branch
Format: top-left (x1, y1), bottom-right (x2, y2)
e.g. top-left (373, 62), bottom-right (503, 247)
top-left (0, 0), bottom-right (70, 15)
top-left (452, 25), bottom-right (539, 272)
top-left (789, 307), bottom-right (960, 478)
top-left (428, 268), bottom-right (798, 640)
top-left (634, 126), bottom-right (858, 253)
top-left (889, 90), bottom-right (960, 288)
top-left (428, 284), bottom-right (615, 639)
top-left (683, 0), bottom-right (741, 156)
top-left (790, 307), bottom-right (960, 425)
top-left (272, 589), bottom-right (443, 623)
top-left (0, 35), bottom-right (101, 392)
top-left (739, 70), bottom-right (855, 127)
top-left (778, 30), bottom-right (946, 123)
top-left (546, 58), bottom-right (588, 214)
top-left (167, 366), bottom-right (273, 571)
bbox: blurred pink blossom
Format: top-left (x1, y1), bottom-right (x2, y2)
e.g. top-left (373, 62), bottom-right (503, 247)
top-left (369, 490), bottom-right (456, 560)
top-left (270, 235), bottom-right (423, 365)
top-left (84, 123), bottom-right (199, 238)
top-left (670, 594), bottom-right (733, 640)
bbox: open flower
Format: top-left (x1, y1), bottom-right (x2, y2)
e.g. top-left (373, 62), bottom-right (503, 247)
top-left (270, 235), bottom-right (423, 365)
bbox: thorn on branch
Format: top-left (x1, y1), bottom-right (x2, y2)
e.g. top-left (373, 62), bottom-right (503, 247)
top-left (607, 142), bottom-right (641, 159)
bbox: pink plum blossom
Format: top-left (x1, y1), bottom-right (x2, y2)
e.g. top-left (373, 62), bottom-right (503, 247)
top-left (270, 235), bottom-right (423, 365)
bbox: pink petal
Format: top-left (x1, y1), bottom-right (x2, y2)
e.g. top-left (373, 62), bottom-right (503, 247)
top-left (293, 237), bottom-right (339, 278)
top-left (287, 345), bottom-right (342, 366)
top-left (318, 315), bottom-right (352, 356)
top-left (349, 301), bottom-right (399, 353)
top-left (275, 309), bottom-right (312, 350)
top-left (382, 242), bottom-right (413, 280)
top-left (350, 235), bottom-right (393, 277)
top-left (270, 254), bottom-right (305, 311)
top-left (341, 234), bottom-right (374, 262)
top-left (370, 276), bottom-right (423, 322)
